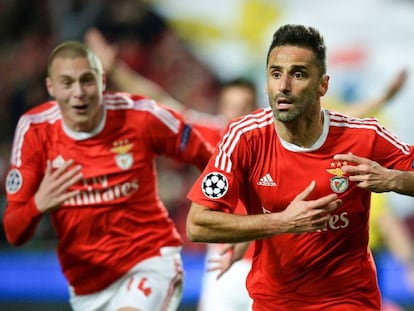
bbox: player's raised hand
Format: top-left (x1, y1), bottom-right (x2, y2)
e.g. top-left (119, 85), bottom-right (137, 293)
top-left (34, 160), bottom-right (83, 213)
top-left (84, 28), bottom-right (118, 72)
top-left (334, 153), bottom-right (395, 192)
top-left (383, 68), bottom-right (408, 102)
top-left (280, 181), bottom-right (342, 233)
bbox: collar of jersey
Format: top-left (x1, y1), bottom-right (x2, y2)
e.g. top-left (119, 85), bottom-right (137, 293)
top-left (278, 109), bottom-right (329, 152)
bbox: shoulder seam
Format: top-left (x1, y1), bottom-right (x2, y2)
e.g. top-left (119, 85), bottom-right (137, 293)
top-left (11, 104), bottom-right (60, 166)
top-left (214, 108), bottom-right (273, 172)
top-left (328, 112), bottom-right (411, 154)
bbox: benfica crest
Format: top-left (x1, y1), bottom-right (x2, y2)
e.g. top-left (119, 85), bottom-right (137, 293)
top-left (111, 140), bottom-right (134, 170)
top-left (326, 160), bottom-right (349, 194)
top-left (115, 153), bottom-right (133, 170)
top-left (329, 176), bottom-right (348, 193)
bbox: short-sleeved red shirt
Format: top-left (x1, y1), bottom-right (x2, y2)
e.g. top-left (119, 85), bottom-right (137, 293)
top-left (188, 108), bottom-right (414, 310)
top-left (4, 92), bottom-right (212, 295)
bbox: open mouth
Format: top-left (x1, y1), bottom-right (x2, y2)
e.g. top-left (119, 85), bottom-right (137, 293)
top-left (72, 104), bottom-right (88, 113)
top-left (276, 98), bottom-right (293, 110)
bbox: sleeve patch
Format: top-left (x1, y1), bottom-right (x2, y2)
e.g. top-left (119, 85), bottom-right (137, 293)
top-left (6, 168), bottom-right (23, 194)
top-left (201, 172), bottom-right (228, 199)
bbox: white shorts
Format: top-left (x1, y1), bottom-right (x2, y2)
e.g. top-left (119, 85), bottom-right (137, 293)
top-left (69, 246), bottom-right (183, 311)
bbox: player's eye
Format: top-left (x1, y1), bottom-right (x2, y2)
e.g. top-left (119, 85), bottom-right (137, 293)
top-left (271, 71), bottom-right (281, 79)
top-left (81, 75), bottom-right (97, 85)
top-left (60, 79), bottom-right (72, 88)
top-left (293, 72), bottom-right (305, 79)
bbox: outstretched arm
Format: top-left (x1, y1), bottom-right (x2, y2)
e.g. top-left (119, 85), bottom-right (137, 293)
top-left (332, 69), bottom-right (408, 118)
top-left (85, 28), bottom-right (186, 113)
top-left (85, 27), bottom-right (223, 126)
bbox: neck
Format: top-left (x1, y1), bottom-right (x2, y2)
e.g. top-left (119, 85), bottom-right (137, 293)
top-left (274, 109), bottom-right (324, 148)
top-left (69, 105), bottom-right (104, 133)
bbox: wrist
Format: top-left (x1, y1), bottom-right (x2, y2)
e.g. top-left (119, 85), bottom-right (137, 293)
top-left (389, 170), bottom-right (414, 196)
top-left (33, 193), bottom-right (46, 214)
top-left (271, 210), bottom-right (292, 235)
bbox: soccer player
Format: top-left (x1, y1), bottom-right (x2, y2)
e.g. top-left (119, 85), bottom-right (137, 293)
top-left (186, 24), bottom-right (414, 311)
top-left (2, 41), bottom-right (213, 311)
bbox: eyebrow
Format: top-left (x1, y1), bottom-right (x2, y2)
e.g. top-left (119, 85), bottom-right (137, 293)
top-left (268, 64), bottom-right (308, 71)
top-left (57, 71), bottom-right (95, 79)
top-left (57, 74), bottom-right (73, 81)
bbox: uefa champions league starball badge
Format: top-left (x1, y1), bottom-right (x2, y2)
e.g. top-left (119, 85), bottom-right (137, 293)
top-left (201, 172), bottom-right (228, 199)
top-left (5, 168), bottom-right (23, 194)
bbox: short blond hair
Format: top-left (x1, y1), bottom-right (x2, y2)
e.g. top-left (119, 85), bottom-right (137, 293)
top-left (47, 41), bottom-right (103, 76)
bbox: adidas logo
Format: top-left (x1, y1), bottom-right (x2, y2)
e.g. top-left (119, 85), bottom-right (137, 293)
top-left (52, 155), bottom-right (66, 169)
top-left (257, 173), bottom-right (276, 186)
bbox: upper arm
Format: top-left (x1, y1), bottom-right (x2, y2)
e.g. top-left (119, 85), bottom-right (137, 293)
top-left (7, 120), bottom-right (46, 202)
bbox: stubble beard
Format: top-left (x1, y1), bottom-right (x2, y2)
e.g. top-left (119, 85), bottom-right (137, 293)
top-left (270, 93), bottom-right (317, 123)
top-left (273, 107), bottom-right (302, 122)
top-left (270, 96), bottom-right (303, 123)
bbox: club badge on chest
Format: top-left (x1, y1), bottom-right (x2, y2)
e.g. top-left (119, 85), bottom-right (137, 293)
top-left (111, 140), bottom-right (134, 170)
top-left (326, 160), bottom-right (349, 194)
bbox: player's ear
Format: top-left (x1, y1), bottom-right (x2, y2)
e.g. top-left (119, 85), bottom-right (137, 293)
top-left (46, 77), bottom-right (55, 98)
top-left (319, 75), bottom-right (329, 97)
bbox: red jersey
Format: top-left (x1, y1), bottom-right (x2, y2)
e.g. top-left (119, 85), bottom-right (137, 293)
top-left (188, 108), bottom-right (414, 310)
top-left (3, 92), bottom-right (212, 295)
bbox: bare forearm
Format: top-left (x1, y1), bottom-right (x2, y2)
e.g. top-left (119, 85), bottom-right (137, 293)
top-left (110, 62), bottom-right (185, 113)
top-left (186, 205), bottom-right (284, 243)
top-left (334, 69), bottom-right (407, 119)
top-left (339, 98), bottom-right (385, 119)
top-left (187, 182), bottom-right (342, 243)
top-left (388, 170), bottom-right (414, 196)
top-left (108, 60), bottom-right (223, 125)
